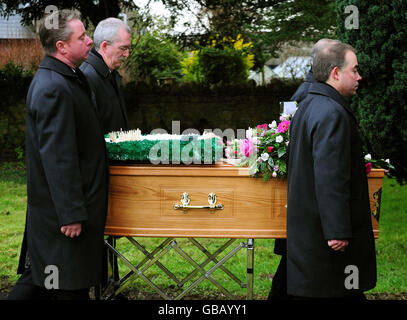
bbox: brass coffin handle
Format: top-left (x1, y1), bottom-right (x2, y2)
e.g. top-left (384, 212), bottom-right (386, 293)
top-left (174, 192), bottom-right (224, 213)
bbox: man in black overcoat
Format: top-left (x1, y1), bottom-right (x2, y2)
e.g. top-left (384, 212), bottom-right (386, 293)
top-left (80, 17), bottom-right (130, 134)
top-left (286, 42), bottom-right (376, 298)
top-left (270, 38), bottom-right (340, 300)
top-left (8, 11), bottom-right (108, 300)
top-left (80, 18), bottom-right (131, 298)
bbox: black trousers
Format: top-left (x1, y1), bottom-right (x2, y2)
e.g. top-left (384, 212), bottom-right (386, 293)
top-left (268, 254), bottom-right (292, 300)
top-left (8, 268), bottom-right (90, 300)
top-left (268, 255), bottom-right (366, 301)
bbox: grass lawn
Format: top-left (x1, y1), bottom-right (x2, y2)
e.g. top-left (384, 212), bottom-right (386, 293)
top-left (1, 162), bottom-right (406, 299)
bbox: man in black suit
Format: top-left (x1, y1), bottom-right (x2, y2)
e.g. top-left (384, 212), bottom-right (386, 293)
top-left (80, 18), bottom-right (131, 298)
top-left (286, 42), bottom-right (376, 299)
top-left (8, 10), bottom-right (108, 300)
top-left (269, 38), bottom-right (340, 300)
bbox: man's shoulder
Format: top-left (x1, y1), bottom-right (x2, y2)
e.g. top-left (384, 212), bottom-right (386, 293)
top-left (291, 82), bottom-right (312, 103)
top-left (80, 59), bottom-right (111, 86)
top-left (80, 60), bottom-right (97, 77)
top-left (81, 50), bottom-right (110, 78)
top-left (302, 95), bottom-right (351, 132)
top-left (307, 92), bottom-right (345, 113)
top-left (80, 61), bottom-right (105, 92)
top-left (31, 68), bottom-right (70, 93)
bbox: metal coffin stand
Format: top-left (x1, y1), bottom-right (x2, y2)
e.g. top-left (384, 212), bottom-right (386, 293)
top-left (99, 164), bottom-right (384, 300)
top-left (102, 237), bottom-right (254, 300)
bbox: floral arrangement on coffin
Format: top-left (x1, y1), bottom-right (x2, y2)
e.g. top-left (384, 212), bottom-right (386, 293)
top-left (364, 153), bottom-right (395, 175)
top-left (225, 114), bottom-right (291, 181)
top-left (225, 114), bottom-right (396, 181)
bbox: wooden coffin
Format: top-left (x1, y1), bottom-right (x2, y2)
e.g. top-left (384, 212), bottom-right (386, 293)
top-left (105, 164), bottom-right (384, 239)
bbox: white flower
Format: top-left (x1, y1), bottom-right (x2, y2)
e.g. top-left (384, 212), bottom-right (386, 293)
top-left (385, 159), bottom-right (390, 164)
top-left (246, 127), bottom-right (253, 139)
top-left (272, 172), bottom-right (277, 178)
top-left (276, 135), bottom-right (284, 143)
top-left (280, 114), bottom-right (290, 121)
top-left (364, 154), bottom-right (371, 161)
top-left (261, 153), bottom-right (269, 161)
top-left (269, 121), bottom-right (277, 129)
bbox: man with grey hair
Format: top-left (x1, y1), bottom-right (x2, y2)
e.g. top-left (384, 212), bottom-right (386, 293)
top-left (81, 17), bottom-right (130, 134)
top-left (286, 41), bottom-right (376, 299)
top-left (269, 38), bottom-right (341, 301)
top-left (81, 18), bottom-right (131, 299)
top-left (9, 10), bottom-right (108, 300)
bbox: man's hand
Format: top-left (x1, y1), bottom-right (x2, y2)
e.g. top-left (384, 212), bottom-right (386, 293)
top-left (61, 223), bottom-right (82, 238)
top-left (328, 239), bottom-right (349, 252)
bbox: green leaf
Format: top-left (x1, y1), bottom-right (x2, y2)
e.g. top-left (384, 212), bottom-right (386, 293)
top-left (278, 148), bottom-right (286, 158)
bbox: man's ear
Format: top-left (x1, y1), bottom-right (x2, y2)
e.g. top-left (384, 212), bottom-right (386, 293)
top-left (56, 40), bottom-right (66, 54)
top-left (99, 41), bottom-right (109, 53)
top-left (330, 66), bottom-right (341, 81)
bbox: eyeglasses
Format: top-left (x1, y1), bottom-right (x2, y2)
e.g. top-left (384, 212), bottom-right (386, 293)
top-left (118, 46), bottom-right (131, 52)
top-left (106, 41), bottom-right (131, 52)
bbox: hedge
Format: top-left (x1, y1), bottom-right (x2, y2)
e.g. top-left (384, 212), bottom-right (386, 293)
top-left (0, 62), bottom-right (301, 162)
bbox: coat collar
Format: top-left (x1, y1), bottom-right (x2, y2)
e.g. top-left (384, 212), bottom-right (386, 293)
top-left (305, 69), bottom-right (315, 83)
top-left (86, 48), bottom-right (111, 78)
top-left (308, 82), bottom-right (357, 123)
top-left (39, 55), bottom-right (78, 78)
top-left (86, 48), bottom-right (123, 83)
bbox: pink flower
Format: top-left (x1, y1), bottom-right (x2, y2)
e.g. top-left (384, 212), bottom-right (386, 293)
top-left (277, 120), bottom-right (290, 133)
top-left (240, 139), bottom-right (254, 158)
top-left (365, 162), bottom-right (372, 174)
top-left (268, 146), bottom-right (273, 153)
top-left (257, 123), bottom-right (268, 132)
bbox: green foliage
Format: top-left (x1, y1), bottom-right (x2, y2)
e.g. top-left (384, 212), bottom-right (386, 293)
top-left (180, 49), bottom-right (203, 83)
top-left (246, 0), bottom-right (336, 70)
top-left (181, 35), bottom-right (255, 85)
top-left (0, 0), bottom-right (138, 27)
top-left (199, 47), bottom-right (247, 85)
top-left (160, 1), bottom-right (336, 71)
top-left (125, 31), bottom-right (185, 84)
top-left (0, 63), bottom-right (33, 162)
top-left (336, 0), bottom-right (407, 183)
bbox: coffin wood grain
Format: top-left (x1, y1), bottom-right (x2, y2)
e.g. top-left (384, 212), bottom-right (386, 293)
top-left (105, 164), bottom-right (384, 239)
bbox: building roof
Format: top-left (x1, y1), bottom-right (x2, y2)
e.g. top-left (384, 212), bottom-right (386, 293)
top-left (271, 56), bottom-right (311, 79)
top-left (0, 12), bottom-right (35, 39)
top-left (249, 56), bottom-right (312, 85)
